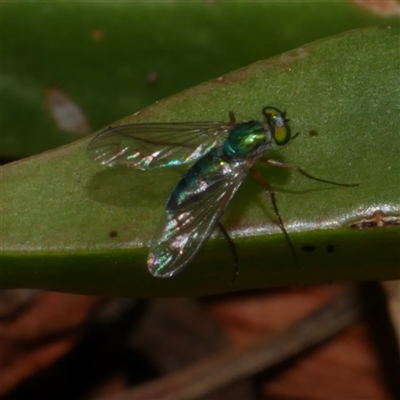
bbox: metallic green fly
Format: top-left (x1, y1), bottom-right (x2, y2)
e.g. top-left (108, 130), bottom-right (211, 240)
top-left (87, 107), bottom-right (358, 282)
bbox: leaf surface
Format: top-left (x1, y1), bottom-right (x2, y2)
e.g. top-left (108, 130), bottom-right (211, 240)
top-left (1, 28), bottom-right (399, 296)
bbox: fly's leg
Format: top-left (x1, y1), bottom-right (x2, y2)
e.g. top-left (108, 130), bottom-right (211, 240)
top-left (229, 111), bottom-right (236, 124)
top-left (291, 132), bottom-right (300, 141)
top-left (217, 221), bottom-right (239, 284)
top-left (260, 158), bottom-right (359, 187)
top-left (250, 168), bottom-right (299, 263)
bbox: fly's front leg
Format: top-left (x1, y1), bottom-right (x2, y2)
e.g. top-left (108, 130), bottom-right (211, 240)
top-left (250, 168), bottom-right (298, 262)
top-left (260, 158), bottom-right (359, 187)
top-left (217, 221), bottom-right (239, 284)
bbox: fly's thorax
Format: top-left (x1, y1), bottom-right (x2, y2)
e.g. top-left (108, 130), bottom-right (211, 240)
top-left (223, 121), bottom-right (272, 160)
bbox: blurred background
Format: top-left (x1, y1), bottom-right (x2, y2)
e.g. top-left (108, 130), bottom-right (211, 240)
top-left (2, 0), bottom-right (399, 159)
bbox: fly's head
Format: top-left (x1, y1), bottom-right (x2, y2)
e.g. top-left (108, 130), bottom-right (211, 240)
top-left (263, 106), bottom-right (291, 146)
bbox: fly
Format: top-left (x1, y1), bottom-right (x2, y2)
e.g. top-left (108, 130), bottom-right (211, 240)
top-left (87, 107), bottom-right (358, 282)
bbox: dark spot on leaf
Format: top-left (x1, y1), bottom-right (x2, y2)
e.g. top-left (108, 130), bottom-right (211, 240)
top-left (147, 71), bottom-right (159, 84)
top-left (326, 245), bottom-right (335, 253)
top-left (109, 231), bottom-right (118, 238)
top-left (302, 245), bottom-right (316, 253)
top-left (309, 129), bottom-right (318, 137)
top-left (92, 29), bottom-right (105, 40)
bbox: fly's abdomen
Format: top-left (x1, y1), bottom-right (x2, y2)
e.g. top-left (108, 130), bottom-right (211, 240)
top-left (166, 148), bottom-right (233, 211)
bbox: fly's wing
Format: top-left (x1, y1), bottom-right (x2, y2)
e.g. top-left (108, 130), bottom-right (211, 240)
top-left (147, 163), bottom-right (248, 278)
top-left (87, 122), bottom-right (232, 170)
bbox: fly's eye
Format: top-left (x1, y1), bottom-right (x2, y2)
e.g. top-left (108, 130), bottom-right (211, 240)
top-left (262, 106), bottom-right (281, 121)
top-left (274, 125), bottom-right (291, 145)
top-left (262, 106), bottom-right (291, 146)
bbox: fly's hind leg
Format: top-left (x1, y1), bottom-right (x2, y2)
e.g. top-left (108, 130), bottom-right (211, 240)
top-left (250, 168), bottom-right (299, 263)
top-left (260, 158), bottom-right (359, 187)
top-left (217, 221), bottom-right (239, 284)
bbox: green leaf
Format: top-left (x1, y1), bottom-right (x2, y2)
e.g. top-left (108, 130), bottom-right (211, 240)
top-left (2, 1), bottom-right (399, 157)
top-left (1, 28), bottom-right (399, 297)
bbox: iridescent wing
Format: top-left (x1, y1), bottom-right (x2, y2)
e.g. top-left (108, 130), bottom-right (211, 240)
top-left (87, 121), bottom-right (233, 170)
top-left (147, 161), bottom-right (249, 278)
